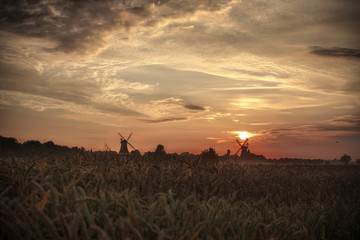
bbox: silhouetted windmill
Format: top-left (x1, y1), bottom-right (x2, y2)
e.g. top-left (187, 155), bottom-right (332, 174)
top-left (235, 138), bottom-right (249, 158)
top-left (118, 132), bottom-right (136, 154)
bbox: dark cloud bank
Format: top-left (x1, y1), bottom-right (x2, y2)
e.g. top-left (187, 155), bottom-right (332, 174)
top-left (0, 0), bottom-right (231, 54)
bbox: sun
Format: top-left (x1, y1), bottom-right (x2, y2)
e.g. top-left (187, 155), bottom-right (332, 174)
top-left (230, 131), bottom-right (255, 140)
top-left (238, 131), bottom-right (250, 140)
top-left (231, 131), bottom-right (251, 140)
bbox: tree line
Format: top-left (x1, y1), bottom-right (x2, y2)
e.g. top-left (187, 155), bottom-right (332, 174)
top-left (0, 136), bottom-right (357, 164)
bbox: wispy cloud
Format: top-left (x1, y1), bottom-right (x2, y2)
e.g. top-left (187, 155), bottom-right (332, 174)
top-left (205, 112), bottom-right (231, 120)
top-left (259, 115), bottom-right (360, 142)
top-left (250, 122), bottom-right (271, 126)
top-left (331, 115), bottom-right (360, 124)
top-left (0, 89), bottom-right (87, 112)
top-left (139, 117), bottom-right (188, 123)
top-left (184, 104), bottom-right (206, 111)
top-left (0, 89), bottom-right (143, 116)
top-left (228, 68), bottom-right (291, 79)
top-left (310, 46), bottom-right (360, 58)
top-left (100, 79), bottom-right (158, 92)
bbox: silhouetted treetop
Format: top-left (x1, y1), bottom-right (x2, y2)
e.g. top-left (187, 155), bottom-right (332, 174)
top-left (155, 144), bottom-right (166, 155)
top-left (201, 147), bottom-right (218, 160)
top-left (340, 154), bottom-right (352, 164)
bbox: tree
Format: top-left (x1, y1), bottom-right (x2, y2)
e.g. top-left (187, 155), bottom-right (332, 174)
top-left (224, 149), bottom-right (231, 157)
top-left (201, 147), bottom-right (218, 160)
top-left (130, 149), bottom-right (141, 156)
top-left (23, 140), bottom-right (42, 153)
top-left (154, 144), bottom-right (166, 159)
top-left (155, 144), bottom-right (166, 155)
top-left (44, 141), bottom-right (55, 147)
top-left (356, 159), bottom-right (360, 165)
top-left (0, 136), bottom-right (19, 154)
top-left (340, 154), bottom-right (351, 165)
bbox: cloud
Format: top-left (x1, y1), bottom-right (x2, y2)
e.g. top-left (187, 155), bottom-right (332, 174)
top-left (228, 68), bottom-right (291, 79)
top-left (0, 0), bottom-right (151, 54)
top-left (92, 103), bottom-right (144, 116)
top-left (331, 115), bottom-right (360, 125)
top-left (165, 0), bottom-right (231, 12)
top-left (250, 122), bottom-right (271, 126)
top-left (260, 115), bottom-right (360, 142)
top-left (139, 117), bottom-right (187, 123)
top-left (146, 0), bottom-right (360, 60)
top-left (1, 0), bottom-right (359, 59)
top-left (0, 89), bottom-right (86, 112)
top-left (314, 125), bottom-right (360, 132)
top-left (0, 60), bottom-right (156, 117)
top-left (0, 0), bottom-right (233, 54)
top-left (0, 60), bottom-right (98, 104)
top-left (310, 46), bottom-right (360, 58)
top-left (0, 89), bottom-right (143, 116)
top-left (184, 104), bottom-right (206, 111)
top-left (205, 112), bottom-right (231, 120)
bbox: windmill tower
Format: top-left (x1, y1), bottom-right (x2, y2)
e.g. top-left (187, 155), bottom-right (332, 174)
top-left (118, 132), bottom-right (136, 154)
top-left (235, 138), bottom-right (249, 158)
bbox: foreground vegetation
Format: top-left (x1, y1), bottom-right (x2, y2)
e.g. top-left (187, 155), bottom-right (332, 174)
top-left (1, 150), bottom-right (359, 240)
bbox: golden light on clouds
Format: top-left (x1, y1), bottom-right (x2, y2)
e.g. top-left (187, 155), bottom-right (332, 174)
top-left (0, 0), bottom-right (359, 159)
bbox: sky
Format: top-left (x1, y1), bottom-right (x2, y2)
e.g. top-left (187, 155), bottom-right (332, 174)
top-left (0, 0), bottom-right (360, 159)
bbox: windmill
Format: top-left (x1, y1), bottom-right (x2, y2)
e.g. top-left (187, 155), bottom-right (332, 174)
top-left (234, 138), bottom-right (249, 158)
top-left (118, 132), bottom-right (136, 154)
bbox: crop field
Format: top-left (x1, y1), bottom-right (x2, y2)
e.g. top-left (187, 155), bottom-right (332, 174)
top-left (1, 153), bottom-right (359, 239)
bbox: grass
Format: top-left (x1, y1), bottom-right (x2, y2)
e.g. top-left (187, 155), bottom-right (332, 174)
top-left (0, 152), bottom-right (359, 239)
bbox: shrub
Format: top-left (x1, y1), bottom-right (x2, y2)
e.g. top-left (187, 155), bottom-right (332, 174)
top-left (200, 147), bottom-right (218, 160)
top-left (340, 154), bottom-right (352, 164)
top-left (0, 136), bottom-right (19, 154)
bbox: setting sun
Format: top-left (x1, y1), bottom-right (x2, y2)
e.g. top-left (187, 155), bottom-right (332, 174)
top-left (232, 131), bottom-right (252, 140)
top-left (239, 132), bottom-right (250, 140)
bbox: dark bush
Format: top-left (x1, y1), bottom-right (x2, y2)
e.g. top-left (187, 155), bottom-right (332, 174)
top-left (200, 147), bottom-right (218, 160)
